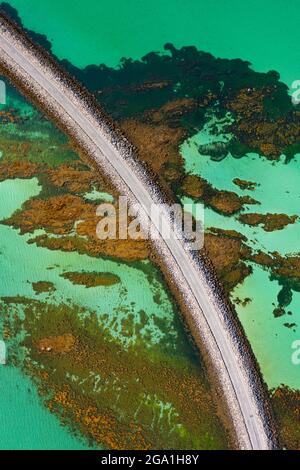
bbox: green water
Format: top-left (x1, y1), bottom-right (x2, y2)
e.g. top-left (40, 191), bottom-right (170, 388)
top-left (0, 181), bottom-right (178, 347)
top-left (0, 168), bottom-right (185, 448)
top-left (232, 264), bottom-right (300, 390)
top-left (0, 178), bottom-right (90, 449)
top-left (181, 122), bottom-right (300, 388)
top-left (182, 127), bottom-right (300, 256)
top-left (6, 0), bottom-right (300, 89)
top-left (4, 0), bottom-right (300, 386)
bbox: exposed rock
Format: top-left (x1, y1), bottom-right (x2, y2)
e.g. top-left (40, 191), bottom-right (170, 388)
top-left (2, 194), bottom-right (96, 235)
top-left (247, 250), bottom-right (275, 267)
top-left (226, 88), bottom-right (300, 160)
top-left (30, 232), bottom-right (149, 262)
top-left (46, 163), bottom-right (102, 194)
top-left (233, 178), bottom-right (257, 191)
top-left (61, 271), bottom-right (120, 287)
top-left (207, 227), bottom-right (248, 241)
top-left (0, 108), bottom-right (21, 123)
top-left (208, 190), bottom-right (244, 215)
top-left (3, 190), bottom-right (150, 262)
top-left (0, 159), bottom-right (39, 181)
top-left (32, 281), bottom-right (56, 294)
top-left (37, 333), bottom-right (76, 354)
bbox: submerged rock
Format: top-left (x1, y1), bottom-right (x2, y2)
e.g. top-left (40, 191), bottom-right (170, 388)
top-left (60, 271), bottom-right (120, 287)
top-left (233, 178), bottom-right (258, 191)
top-left (0, 340), bottom-right (7, 365)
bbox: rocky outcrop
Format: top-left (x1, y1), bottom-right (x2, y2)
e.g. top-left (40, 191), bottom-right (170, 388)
top-left (233, 178), bottom-right (258, 191)
top-left (180, 174), bottom-right (258, 215)
top-left (61, 271), bottom-right (120, 287)
top-left (36, 333), bottom-right (76, 354)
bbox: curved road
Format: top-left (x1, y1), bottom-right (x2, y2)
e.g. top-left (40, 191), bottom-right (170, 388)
top-left (0, 19), bottom-right (275, 450)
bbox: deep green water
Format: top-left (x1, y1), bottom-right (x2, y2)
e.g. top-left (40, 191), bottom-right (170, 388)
top-left (6, 0), bottom-right (300, 89)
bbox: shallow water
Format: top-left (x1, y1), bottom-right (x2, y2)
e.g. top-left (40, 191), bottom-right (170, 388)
top-left (181, 121), bottom-right (300, 389)
top-left (0, 365), bottom-right (90, 449)
top-left (182, 131), bottom-right (300, 256)
top-left (0, 178), bottom-right (91, 449)
top-left (232, 264), bottom-right (300, 389)
top-left (0, 179), bottom-right (177, 347)
top-left (0, 152), bottom-right (208, 448)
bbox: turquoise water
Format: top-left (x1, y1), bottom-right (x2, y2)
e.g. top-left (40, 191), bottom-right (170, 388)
top-left (6, 0), bottom-right (300, 89)
top-left (0, 178), bottom-right (90, 449)
top-left (232, 265), bottom-right (300, 390)
top-left (0, 366), bottom-right (89, 449)
top-left (3, 0), bottom-right (300, 388)
top-left (182, 126), bottom-right (300, 256)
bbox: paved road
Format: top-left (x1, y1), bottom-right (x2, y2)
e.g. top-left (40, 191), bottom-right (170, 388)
top-left (0, 23), bottom-right (275, 450)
